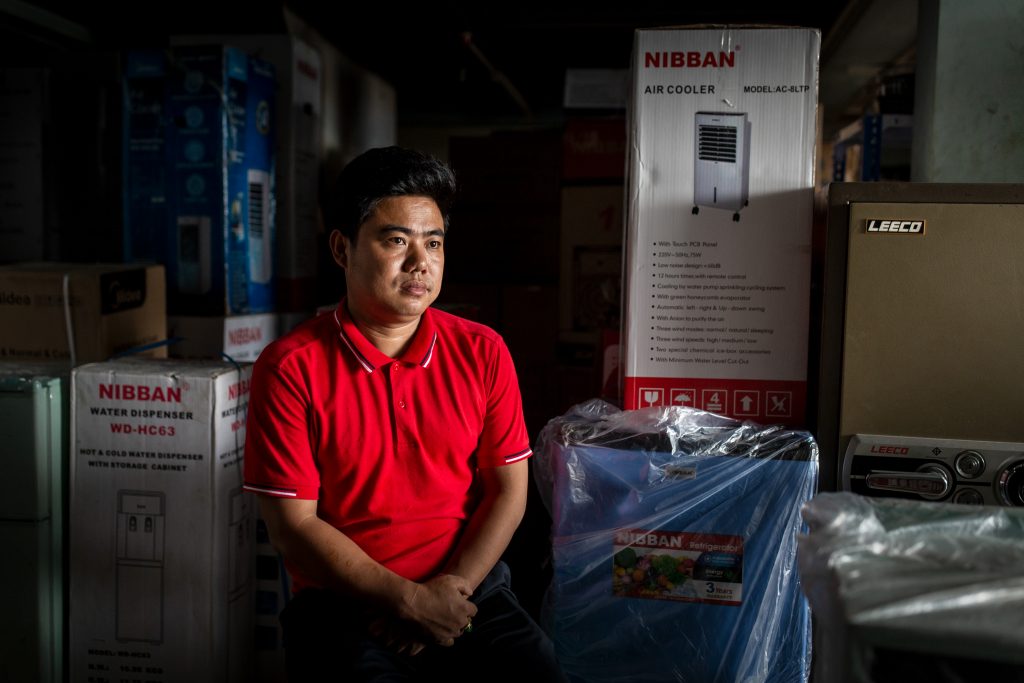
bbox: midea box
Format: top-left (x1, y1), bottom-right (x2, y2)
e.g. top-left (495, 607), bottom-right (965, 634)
top-left (0, 262), bottom-right (166, 365)
top-left (69, 359), bottom-right (254, 683)
top-left (622, 27), bottom-right (819, 426)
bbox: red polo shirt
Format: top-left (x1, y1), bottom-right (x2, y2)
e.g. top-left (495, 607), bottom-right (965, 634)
top-left (243, 301), bottom-right (532, 590)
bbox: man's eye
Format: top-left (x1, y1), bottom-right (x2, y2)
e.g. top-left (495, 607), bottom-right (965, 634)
top-left (389, 236), bottom-right (406, 245)
top-left (429, 240), bottom-right (442, 248)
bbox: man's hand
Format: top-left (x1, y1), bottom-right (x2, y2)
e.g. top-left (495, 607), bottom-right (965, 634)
top-left (260, 497), bottom-right (479, 656)
top-left (366, 573), bottom-right (477, 655)
top-left (396, 573), bottom-right (478, 646)
top-left (367, 617), bottom-right (427, 656)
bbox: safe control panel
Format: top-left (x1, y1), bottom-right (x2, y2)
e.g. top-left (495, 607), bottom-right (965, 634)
top-left (842, 434), bottom-right (1024, 507)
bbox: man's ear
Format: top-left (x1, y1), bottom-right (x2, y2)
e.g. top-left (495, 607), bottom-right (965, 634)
top-left (329, 230), bottom-right (349, 269)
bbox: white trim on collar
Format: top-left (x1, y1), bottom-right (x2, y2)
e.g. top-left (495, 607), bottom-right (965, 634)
top-left (334, 309), bottom-right (375, 374)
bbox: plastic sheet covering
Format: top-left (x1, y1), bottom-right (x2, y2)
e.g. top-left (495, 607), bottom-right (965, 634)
top-left (534, 399), bottom-right (819, 683)
top-left (797, 492), bottom-right (1024, 683)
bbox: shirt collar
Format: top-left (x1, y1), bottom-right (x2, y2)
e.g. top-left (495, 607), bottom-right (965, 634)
top-left (333, 299), bottom-right (438, 374)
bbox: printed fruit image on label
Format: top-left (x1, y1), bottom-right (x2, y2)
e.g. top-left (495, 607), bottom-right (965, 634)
top-left (611, 529), bottom-right (743, 606)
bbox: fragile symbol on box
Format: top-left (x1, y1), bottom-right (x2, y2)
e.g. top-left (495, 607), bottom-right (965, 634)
top-left (734, 390), bottom-right (759, 417)
top-left (765, 391), bottom-right (792, 418)
top-left (639, 387), bottom-right (664, 407)
top-left (670, 389), bottom-right (695, 407)
top-left (702, 390), bottom-right (727, 413)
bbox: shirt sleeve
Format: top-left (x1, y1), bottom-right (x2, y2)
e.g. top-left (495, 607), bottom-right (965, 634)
top-left (242, 349), bottom-right (321, 499)
top-left (475, 336), bottom-right (533, 468)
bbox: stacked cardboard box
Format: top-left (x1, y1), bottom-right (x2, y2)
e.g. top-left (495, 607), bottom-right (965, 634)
top-left (168, 313), bottom-right (279, 363)
top-left (0, 262), bottom-right (166, 365)
top-left (170, 33), bottom-right (324, 320)
top-left (622, 27), bottom-right (820, 426)
top-left (69, 359), bottom-right (254, 682)
top-left (123, 47), bottom-right (276, 317)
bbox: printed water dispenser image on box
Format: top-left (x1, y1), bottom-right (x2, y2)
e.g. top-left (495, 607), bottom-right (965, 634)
top-left (692, 111), bottom-right (751, 222)
top-left (116, 490), bottom-right (165, 643)
top-left (534, 399), bottom-right (818, 683)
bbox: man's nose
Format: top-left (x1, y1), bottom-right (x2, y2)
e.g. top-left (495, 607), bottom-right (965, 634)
top-left (405, 243), bottom-right (428, 271)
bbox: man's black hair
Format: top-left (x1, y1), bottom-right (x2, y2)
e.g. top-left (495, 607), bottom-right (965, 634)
top-left (325, 146), bottom-right (456, 242)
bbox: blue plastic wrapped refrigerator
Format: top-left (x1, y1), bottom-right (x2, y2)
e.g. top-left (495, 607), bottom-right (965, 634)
top-left (534, 399), bottom-right (819, 683)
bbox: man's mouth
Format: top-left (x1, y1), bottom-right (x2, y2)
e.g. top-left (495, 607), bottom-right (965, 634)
top-left (401, 281), bottom-right (430, 295)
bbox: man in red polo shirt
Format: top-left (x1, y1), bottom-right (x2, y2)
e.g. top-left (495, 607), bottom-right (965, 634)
top-left (243, 146), bottom-right (566, 681)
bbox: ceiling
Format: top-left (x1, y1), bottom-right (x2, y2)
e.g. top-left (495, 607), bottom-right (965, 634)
top-left (3, 0), bottom-right (917, 137)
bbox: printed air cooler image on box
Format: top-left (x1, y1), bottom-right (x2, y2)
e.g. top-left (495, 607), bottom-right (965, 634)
top-left (534, 399), bottom-right (818, 683)
top-left (246, 167), bottom-right (272, 285)
top-left (622, 28), bottom-right (819, 424)
top-left (692, 112), bottom-right (751, 222)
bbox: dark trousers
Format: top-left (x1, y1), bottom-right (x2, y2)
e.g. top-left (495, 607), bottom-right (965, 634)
top-left (280, 561), bottom-right (568, 683)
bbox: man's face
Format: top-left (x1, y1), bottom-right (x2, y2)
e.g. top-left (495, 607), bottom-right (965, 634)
top-left (332, 195), bottom-right (445, 324)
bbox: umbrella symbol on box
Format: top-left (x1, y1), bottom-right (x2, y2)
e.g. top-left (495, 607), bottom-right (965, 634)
top-left (671, 389), bottom-right (694, 406)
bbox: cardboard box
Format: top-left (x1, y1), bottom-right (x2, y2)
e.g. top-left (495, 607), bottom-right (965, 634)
top-left (336, 60), bottom-right (398, 165)
top-left (168, 313), bottom-right (279, 362)
top-left (0, 262), bottom-right (167, 365)
top-left (122, 52), bottom-right (171, 265)
top-left (169, 46), bottom-right (276, 315)
top-left (622, 27), bottom-right (819, 426)
top-left (559, 185), bottom-right (623, 332)
top-left (172, 34), bottom-right (325, 314)
top-left (0, 364), bottom-right (67, 683)
top-left (69, 358), bottom-right (254, 682)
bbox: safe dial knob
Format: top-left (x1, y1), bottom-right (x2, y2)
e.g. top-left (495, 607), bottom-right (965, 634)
top-left (997, 461), bottom-right (1024, 507)
top-left (955, 451), bottom-right (986, 479)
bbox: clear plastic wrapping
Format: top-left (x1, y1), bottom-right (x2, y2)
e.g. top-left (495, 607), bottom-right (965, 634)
top-left (797, 492), bottom-right (1024, 683)
top-left (534, 399), bottom-right (819, 683)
